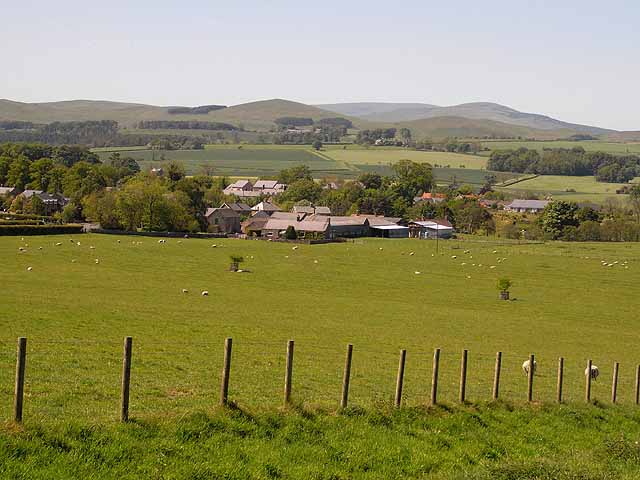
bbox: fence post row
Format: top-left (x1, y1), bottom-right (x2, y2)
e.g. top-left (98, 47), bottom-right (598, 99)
top-left (527, 354), bottom-right (535, 402)
top-left (340, 344), bottom-right (353, 409)
top-left (611, 362), bottom-right (619, 404)
top-left (14, 337), bottom-right (27, 423)
top-left (220, 337), bottom-right (232, 407)
top-left (431, 348), bottom-right (440, 406)
top-left (394, 349), bottom-right (406, 408)
top-left (459, 349), bottom-right (468, 403)
top-left (492, 351), bottom-right (502, 400)
top-left (120, 336), bottom-right (133, 422)
top-left (585, 359), bottom-right (593, 403)
top-left (284, 340), bottom-right (294, 407)
top-left (557, 357), bottom-right (564, 404)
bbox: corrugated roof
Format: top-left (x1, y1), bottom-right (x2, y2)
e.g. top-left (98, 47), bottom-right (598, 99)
top-left (506, 199), bottom-right (550, 209)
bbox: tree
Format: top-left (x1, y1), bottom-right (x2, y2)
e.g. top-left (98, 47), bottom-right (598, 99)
top-left (167, 162), bottom-right (185, 182)
top-left (280, 178), bottom-right (322, 204)
top-left (391, 160), bottom-right (433, 202)
top-left (278, 165), bottom-right (313, 184)
top-left (28, 158), bottom-right (55, 191)
top-left (399, 128), bottom-right (412, 143)
top-left (629, 185), bottom-right (640, 224)
top-left (7, 156), bottom-right (31, 190)
top-left (312, 140), bottom-right (323, 151)
top-left (28, 195), bottom-right (47, 216)
top-left (61, 202), bottom-right (80, 223)
top-left (540, 201), bottom-right (579, 239)
top-left (357, 173), bottom-right (383, 190)
top-left (497, 278), bottom-right (512, 300)
top-left (285, 225), bottom-right (297, 240)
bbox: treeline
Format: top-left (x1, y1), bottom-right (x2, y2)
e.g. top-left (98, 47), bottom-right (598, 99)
top-left (0, 121), bottom-right (39, 130)
top-left (356, 128), bottom-right (398, 145)
top-left (0, 120), bottom-right (120, 146)
top-left (488, 147), bottom-right (640, 183)
top-left (274, 117), bottom-right (353, 129)
top-left (167, 105), bottom-right (227, 115)
top-left (136, 120), bottom-right (238, 131)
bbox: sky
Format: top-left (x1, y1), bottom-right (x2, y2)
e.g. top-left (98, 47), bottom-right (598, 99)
top-left (2, 0), bottom-right (639, 130)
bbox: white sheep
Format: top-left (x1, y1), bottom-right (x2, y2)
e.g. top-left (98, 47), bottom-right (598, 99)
top-left (182, 289), bottom-right (188, 294)
top-left (201, 290), bottom-right (209, 296)
top-left (27, 266), bottom-right (33, 271)
top-left (585, 365), bottom-right (599, 380)
top-left (522, 359), bottom-right (537, 376)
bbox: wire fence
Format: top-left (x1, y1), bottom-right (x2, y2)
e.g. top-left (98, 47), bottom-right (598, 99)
top-left (3, 337), bottom-right (640, 423)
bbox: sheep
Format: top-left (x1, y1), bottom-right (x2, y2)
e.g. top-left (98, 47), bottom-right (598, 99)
top-left (451, 255), bottom-right (457, 259)
top-left (292, 246), bottom-right (298, 250)
top-left (55, 242), bottom-right (62, 246)
top-left (585, 365), bottom-right (599, 380)
top-left (182, 289), bottom-right (188, 294)
top-left (409, 252), bottom-right (415, 256)
top-left (414, 271), bottom-right (421, 275)
top-left (95, 259), bottom-right (100, 264)
top-left (201, 290), bottom-right (209, 296)
top-left (27, 266), bottom-right (33, 271)
top-left (522, 359), bottom-right (537, 376)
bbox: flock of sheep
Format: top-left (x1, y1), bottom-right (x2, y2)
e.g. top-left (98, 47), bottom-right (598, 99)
top-left (522, 359), bottom-right (600, 379)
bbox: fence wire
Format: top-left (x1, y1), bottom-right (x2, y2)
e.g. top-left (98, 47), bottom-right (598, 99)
top-left (2, 338), bottom-right (639, 422)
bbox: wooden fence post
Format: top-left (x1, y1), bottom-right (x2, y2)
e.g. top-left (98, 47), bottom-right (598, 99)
top-left (557, 357), bottom-right (564, 403)
top-left (459, 349), bottom-right (468, 403)
top-left (220, 337), bottom-right (232, 407)
top-left (284, 340), bottom-right (294, 407)
top-left (394, 349), bottom-right (406, 408)
top-left (431, 348), bottom-right (440, 406)
top-left (585, 359), bottom-right (592, 403)
top-left (527, 354), bottom-right (535, 402)
top-left (120, 336), bottom-right (132, 422)
top-left (635, 365), bottom-right (640, 406)
top-left (13, 337), bottom-right (27, 423)
top-left (492, 352), bottom-right (502, 400)
top-left (340, 344), bottom-right (353, 409)
top-left (611, 362), bottom-right (619, 404)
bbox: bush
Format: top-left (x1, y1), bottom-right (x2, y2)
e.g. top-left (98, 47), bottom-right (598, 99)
top-left (285, 225), bottom-right (298, 240)
top-left (0, 224), bottom-right (84, 236)
top-left (497, 278), bottom-right (512, 293)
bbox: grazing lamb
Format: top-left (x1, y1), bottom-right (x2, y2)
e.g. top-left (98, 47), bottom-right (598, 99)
top-left (201, 290), bottom-right (209, 296)
top-left (522, 359), bottom-right (537, 376)
top-left (585, 365), bottom-right (599, 380)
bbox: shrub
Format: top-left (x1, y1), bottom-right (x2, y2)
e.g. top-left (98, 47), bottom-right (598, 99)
top-left (285, 225), bottom-right (297, 240)
top-left (497, 278), bottom-right (512, 293)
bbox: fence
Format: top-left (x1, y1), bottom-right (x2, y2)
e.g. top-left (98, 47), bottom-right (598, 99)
top-left (6, 336), bottom-right (640, 423)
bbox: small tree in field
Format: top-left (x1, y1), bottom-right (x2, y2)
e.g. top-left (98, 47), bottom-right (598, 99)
top-left (285, 225), bottom-right (297, 240)
top-left (312, 140), bottom-right (323, 151)
top-left (497, 278), bottom-right (512, 300)
top-left (229, 254), bottom-right (244, 272)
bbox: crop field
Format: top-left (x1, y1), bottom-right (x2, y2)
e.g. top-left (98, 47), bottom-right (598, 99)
top-left (1, 234), bottom-right (639, 427)
top-left (322, 147), bottom-right (488, 169)
top-left (481, 139), bottom-right (640, 155)
top-left (496, 175), bottom-right (634, 204)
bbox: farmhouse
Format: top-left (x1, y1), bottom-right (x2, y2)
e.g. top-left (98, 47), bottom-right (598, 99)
top-left (413, 192), bottom-right (446, 205)
top-left (408, 219), bottom-right (454, 239)
top-left (260, 215), bottom-right (330, 239)
top-left (221, 202), bottom-right (252, 215)
top-left (504, 199), bottom-right (550, 213)
top-left (0, 186), bottom-right (17, 197)
top-left (224, 179), bottom-right (288, 198)
top-left (205, 207), bottom-right (241, 233)
top-left (19, 190), bottom-right (69, 215)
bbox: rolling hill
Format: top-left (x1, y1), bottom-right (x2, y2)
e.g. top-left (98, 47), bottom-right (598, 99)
top-left (0, 98), bottom-right (363, 131)
top-left (318, 101), bottom-right (612, 135)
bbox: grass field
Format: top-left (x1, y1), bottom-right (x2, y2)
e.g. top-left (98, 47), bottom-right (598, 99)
top-left (496, 175), bottom-right (634, 204)
top-left (481, 139), bottom-right (640, 156)
top-left (1, 234), bottom-right (639, 425)
top-left (2, 234), bottom-right (640, 478)
top-left (322, 147), bottom-right (488, 169)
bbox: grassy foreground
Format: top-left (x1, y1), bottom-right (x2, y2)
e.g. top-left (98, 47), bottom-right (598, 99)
top-left (2, 403), bottom-right (640, 479)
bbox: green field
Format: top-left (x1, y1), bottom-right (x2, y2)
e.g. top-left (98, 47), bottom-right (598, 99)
top-left (481, 139), bottom-right (640, 156)
top-left (496, 175), bottom-right (635, 203)
top-left (3, 234), bottom-right (640, 478)
top-left (322, 147), bottom-right (488, 169)
top-left (2, 234), bottom-right (639, 424)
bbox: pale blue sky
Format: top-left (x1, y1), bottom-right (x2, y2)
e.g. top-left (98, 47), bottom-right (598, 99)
top-left (2, 0), bottom-right (639, 130)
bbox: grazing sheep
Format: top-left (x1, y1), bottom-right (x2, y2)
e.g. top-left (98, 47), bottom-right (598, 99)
top-left (55, 242), bottom-right (62, 246)
top-left (409, 252), bottom-right (415, 256)
top-left (95, 259), bottom-right (100, 264)
top-left (89, 246), bottom-right (95, 250)
top-left (38, 247), bottom-right (42, 250)
top-left (27, 267), bottom-right (32, 271)
top-left (451, 255), bottom-right (457, 259)
top-left (414, 271), bottom-right (421, 275)
top-left (182, 289), bottom-right (188, 294)
top-left (292, 246), bottom-right (298, 250)
top-left (522, 359), bottom-right (537, 376)
top-left (585, 365), bottom-right (599, 380)
top-left (201, 290), bottom-right (209, 296)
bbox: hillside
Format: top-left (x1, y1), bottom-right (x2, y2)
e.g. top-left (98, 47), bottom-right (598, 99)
top-left (320, 101), bottom-right (612, 135)
top-left (0, 98), bottom-right (363, 131)
top-left (398, 115), bottom-right (578, 140)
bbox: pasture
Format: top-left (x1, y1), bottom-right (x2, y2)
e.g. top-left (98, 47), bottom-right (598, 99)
top-left (496, 175), bottom-right (633, 204)
top-left (481, 139), bottom-right (640, 156)
top-left (1, 234), bottom-right (639, 426)
top-left (321, 147), bottom-right (488, 169)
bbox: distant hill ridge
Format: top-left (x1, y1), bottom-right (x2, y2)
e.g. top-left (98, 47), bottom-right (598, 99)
top-left (0, 97), bottom-right (632, 140)
top-left (317, 101), bottom-right (612, 135)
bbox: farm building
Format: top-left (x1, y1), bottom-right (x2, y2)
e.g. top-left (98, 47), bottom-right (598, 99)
top-left (292, 205), bottom-right (332, 216)
top-left (408, 220), bottom-right (454, 239)
top-left (224, 179), bottom-right (288, 197)
top-left (504, 199), bottom-right (550, 213)
top-left (221, 202), bottom-right (252, 215)
top-left (370, 224), bottom-right (409, 238)
top-left (205, 208), bottom-right (241, 233)
top-left (413, 192), bottom-right (446, 205)
top-left (260, 216), bottom-right (330, 239)
top-left (252, 201), bottom-right (281, 214)
top-left (0, 186), bottom-right (17, 197)
top-left (324, 216), bottom-right (370, 238)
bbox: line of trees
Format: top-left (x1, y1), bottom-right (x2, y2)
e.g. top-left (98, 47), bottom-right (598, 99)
top-left (488, 147), bottom-right (640, 183)
top-left (167, 105), bottom-right (227, 115)
top-left (136, 120), bottom-right (238, 131)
